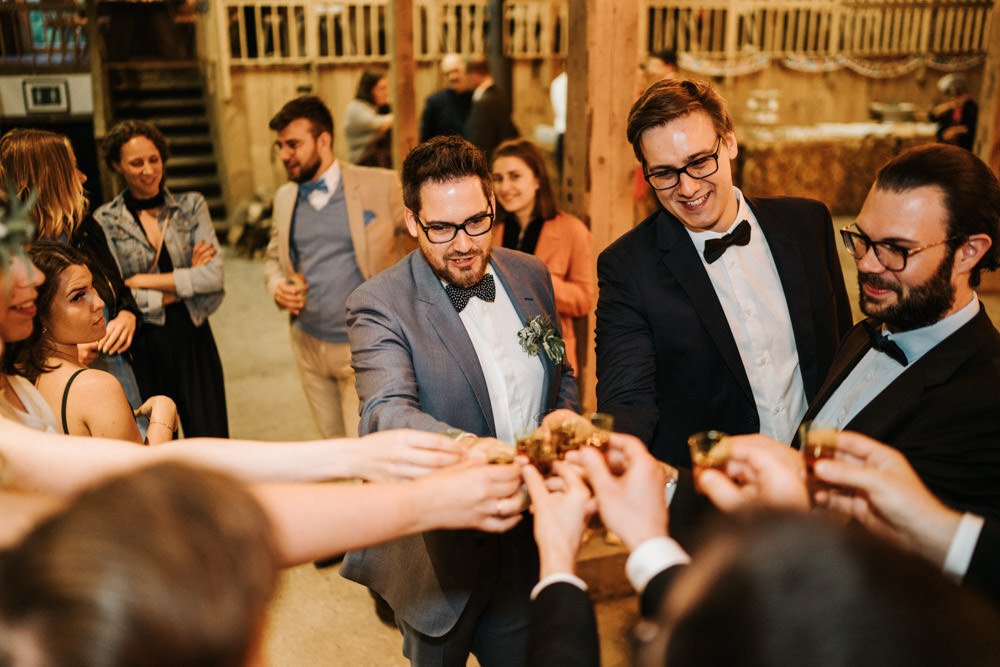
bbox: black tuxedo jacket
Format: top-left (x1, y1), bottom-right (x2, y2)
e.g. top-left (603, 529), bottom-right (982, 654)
top-left (803, 308), bottom-right (1000, 520)
top-left (596, 197), bottom-right (852, 466)
top-left (419, 88), bottom-right (472, 141)
top-left (968, 518), bottom-right (1000, 607)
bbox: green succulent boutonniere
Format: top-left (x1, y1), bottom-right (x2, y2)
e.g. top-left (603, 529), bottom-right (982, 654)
top-left (517, 315), bottom-right (565, 365)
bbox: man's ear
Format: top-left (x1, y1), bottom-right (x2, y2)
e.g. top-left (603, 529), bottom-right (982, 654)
top-left (403, 208), bottom-right (420, 239)
top-left (954, 233), bottom-right (992, 276)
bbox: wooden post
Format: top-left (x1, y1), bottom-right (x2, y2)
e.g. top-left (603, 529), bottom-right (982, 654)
top-left (979, 7), bottom-right (1000, 178)
top-left (86, 0), bottom-right (116, 203)
top-left (390, 0), bottom-right (419, 166)
top-left (562, 0), bottom-right (640, 411)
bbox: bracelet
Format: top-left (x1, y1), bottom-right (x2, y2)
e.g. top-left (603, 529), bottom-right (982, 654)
top-left (149, 420), bottom-right (176, 431)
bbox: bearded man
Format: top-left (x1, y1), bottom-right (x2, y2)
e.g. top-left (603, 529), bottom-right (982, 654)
top-left (341, 135), bottom-right (578, 666)
top-left (264, 95), bottom-right (407, 438)
top-left (803, 143), bottom-right (1000, 521)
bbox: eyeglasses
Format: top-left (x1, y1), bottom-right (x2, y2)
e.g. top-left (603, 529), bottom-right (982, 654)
top-left (643, 136), bottom-right (723, 191)
top-left (413, 203), bottom-right (495, 244)
top-left (839, 225), bottom-right (958, 272)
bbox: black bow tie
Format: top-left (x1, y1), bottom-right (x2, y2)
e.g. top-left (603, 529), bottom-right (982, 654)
top-left (863, 321), bottom-right (908, 366)
top-left (703, 220), bottom-right (751, 264)
top-left (445, 273), bottom-right (496, 312)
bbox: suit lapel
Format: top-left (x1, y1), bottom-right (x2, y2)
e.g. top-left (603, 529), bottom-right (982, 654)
top-left (754, 200), bottom-right (821, 395)
top-left (802, 321), bottom-right (872, 423)
top-left (341, 164), bottom-right (372, 278)
top-left (491, 251), bottom-right (559, 410)
top-left (656, 214), bottom-right (754, 403)
top-left (412, 254), bottom-right (496, 433)
top-left (274, 184), bottom-right (297, 275)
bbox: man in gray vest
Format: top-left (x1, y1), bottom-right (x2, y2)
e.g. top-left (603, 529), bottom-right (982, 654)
top-left (265, 95), bottom-right (408, 438)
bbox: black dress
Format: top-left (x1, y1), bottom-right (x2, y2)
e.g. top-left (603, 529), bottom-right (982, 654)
top-left (129, 231), bottom-right (229, 438)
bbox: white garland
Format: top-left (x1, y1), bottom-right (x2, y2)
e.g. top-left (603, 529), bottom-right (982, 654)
top-left (679, 52), bottom-right (985, 78)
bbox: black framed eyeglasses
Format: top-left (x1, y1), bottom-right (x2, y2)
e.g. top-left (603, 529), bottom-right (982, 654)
top-left (839, 225), bottom-right (958, 272)
top-left (643, 136), bottom-right (723, 191)
top-left (413, 203), bottom-right (495, 244)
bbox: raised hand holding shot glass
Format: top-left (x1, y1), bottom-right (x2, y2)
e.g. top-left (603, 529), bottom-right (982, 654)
top-left (798, 421), bottom-right (839, 494)
top-left (687, 430), bottom-right (732, 470)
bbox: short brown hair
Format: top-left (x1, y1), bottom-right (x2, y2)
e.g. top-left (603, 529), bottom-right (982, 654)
top-left (268, 95), bottom-right (334, 137)
top-left (626, 78), bottom-right (733, 165)
top-left (0, 463), bottom-right (279, 667)
top-left (491, 138), bottom-right (557, 222)
top-left (402, 136), bottom-right (492, 214)
top-left (102, 120), bottom-right (169, 170)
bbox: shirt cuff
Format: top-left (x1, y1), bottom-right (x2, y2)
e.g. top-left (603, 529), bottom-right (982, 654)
top-left (530, 573), bottom-right (588, 600)
top-left (626, 536), bottom-right (691, 593)
top-left (942, 512), bottom-right (985, 582)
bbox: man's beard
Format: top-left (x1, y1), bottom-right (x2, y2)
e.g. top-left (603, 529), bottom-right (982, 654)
top-left (288, 154), bottom-right (322, 184)
top-left (858, 249), bottom-right (956, 331)
top-left (423, 245), bottom-right (491, 289)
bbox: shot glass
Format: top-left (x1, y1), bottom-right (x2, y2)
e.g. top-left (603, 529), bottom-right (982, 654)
top-left (687, 430), bottom-right (731, 470)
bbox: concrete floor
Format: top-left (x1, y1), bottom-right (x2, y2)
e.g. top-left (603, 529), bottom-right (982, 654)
top-left (212, 216), bottom-right (1000, 666)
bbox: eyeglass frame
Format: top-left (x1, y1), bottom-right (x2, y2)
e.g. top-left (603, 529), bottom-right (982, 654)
top-left (839, 225), bottom-right (960, 272)
top-left (642, 135), bottom-right (723, 191)
top-left (412, 202), bottom-right (495, 244)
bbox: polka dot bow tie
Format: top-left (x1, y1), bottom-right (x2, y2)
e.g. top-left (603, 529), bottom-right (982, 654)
top-left (445, 273), bottom-right (496, 312)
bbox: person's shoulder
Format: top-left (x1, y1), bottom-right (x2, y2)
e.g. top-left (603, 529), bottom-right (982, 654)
top-left (342, 161), bottom-right (399, 184)
top-left (353, 250), bottom-right (418, 296)
top-left (599, 210), bottom-right (660, 261)
top-left (749, 195), bottom-right (830, 222)
top-left (72, 368), bottom-right (128, 395)
top-left (92, 192), bottom-right (125, 221)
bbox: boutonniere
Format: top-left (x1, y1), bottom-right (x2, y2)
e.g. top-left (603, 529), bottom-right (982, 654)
top-left (517, 315), bottom-right (565, 365)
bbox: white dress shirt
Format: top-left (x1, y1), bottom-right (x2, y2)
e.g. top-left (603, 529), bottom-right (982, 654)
top-left (813, 294), bottom-right (980, 429)
top-left (454, 266), bottom-right (546, 445)
top-left (301, 160), bottom-right (342, 211)
top-left (684, 188), bottom-right (807, 444)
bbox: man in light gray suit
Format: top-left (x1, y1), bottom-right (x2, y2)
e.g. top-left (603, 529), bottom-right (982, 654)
top-left (341, 135), bottom-right (579, 666)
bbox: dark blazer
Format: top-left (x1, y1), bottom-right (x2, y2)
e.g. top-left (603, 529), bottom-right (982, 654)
top-left (527, 583), bottom-right (600, 667)
top-left (967, 518), bottom-right (1000, 606)
top-left (464, 84), bottom-right (519, 158)
top-left (803, 308), bottom-right (1000, 521)
top-left (596, 197), bottom-right (852, 466)
top-left (342, 247), bottom-right (579, 637)
top-left (419, 88), bottom-right (473, 141)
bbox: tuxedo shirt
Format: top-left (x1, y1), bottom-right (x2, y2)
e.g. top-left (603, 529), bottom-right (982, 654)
top-left (685, 189), bottom-right (807, 443)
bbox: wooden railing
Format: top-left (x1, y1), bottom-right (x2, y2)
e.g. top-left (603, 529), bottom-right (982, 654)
top-left (223, 1), bottom-right (490, 66)
top-left (218, 0), bottom-right (993, 67)
top-left (642, 0), bottom-right (995, 58)
top-left (0, 0), bottom-right (88, 69)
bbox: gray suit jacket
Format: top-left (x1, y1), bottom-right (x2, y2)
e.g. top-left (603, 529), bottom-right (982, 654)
top-left (341, 246), bottom-right (579, 637)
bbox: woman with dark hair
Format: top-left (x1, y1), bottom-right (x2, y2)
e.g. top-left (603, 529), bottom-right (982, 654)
top-left (94, 120), bottom-right (228, 438)
top-left (343, 69), bottom-right (393, 167)
top-left (0, 128), bottom-right (143, 412)
top-left (491, 138), bottom-right (595, 373)
top-left (6, 241), bottom-right (176, 444)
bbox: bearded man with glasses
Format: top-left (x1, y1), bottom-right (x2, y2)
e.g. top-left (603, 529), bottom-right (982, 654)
top-left (342, 135), bottom-right (579, 666)
top-left (802, 143), bottom-right (1000, 520)
top-left (596, 78), bottom-right (852, 489)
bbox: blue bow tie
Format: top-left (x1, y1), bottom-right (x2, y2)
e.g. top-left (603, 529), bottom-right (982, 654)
top-left (298, 179), bottom-right (329, 198)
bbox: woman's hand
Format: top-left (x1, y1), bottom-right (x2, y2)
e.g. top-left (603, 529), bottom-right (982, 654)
top-left (348, 430), bottom-right (466, 482)
top-left (191, 241), bottom-right (217, 267)
top-left (98, 310), bottom-right (137, 355)
top-left (77, 342), bottom-right (100, 366)
top-left (134, 395), bottom-right (178, 445)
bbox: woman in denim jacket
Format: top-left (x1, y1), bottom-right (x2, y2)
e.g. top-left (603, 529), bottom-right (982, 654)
top-left (95, 121), bottom-right (228, 438)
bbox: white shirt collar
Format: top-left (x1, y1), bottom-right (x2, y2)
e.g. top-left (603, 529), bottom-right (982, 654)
top-left (684, 187), bottom-right (754, 253)
top-left (883, 292), bottom-right (980, 363)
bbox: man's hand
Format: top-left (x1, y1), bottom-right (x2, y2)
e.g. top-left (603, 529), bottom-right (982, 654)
top-left (813, 431), bottom-right (963, 567)
top-left (575, 432), bottom-right (668, 552)
top-left (351, 429), bottom-right (466, 482)
top-left (522, 460), bottom-right (595, 578)
top-left (98, 310), bottom-right (137, 355)
top-left (191, 240), bottom-right (217, 267)
top-left (695, 434), bottom-right (810, 513)
top-left (274, 273), bottom-right (308, 315)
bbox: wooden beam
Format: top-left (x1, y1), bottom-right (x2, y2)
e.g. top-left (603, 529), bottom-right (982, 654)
top-left (980, 6), bottom-right (1000, 178)
top-left (563, 0), bottom-right (640, 411)
top-left (390, 0), bottom-right (418, 166)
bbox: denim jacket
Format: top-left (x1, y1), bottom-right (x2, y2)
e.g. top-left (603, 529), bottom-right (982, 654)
top-left (94, 189), bottom-right (224, 327)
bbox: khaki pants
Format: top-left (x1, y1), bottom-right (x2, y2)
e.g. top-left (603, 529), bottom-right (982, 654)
top-left (290, 325), bottom-right (360, 438)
